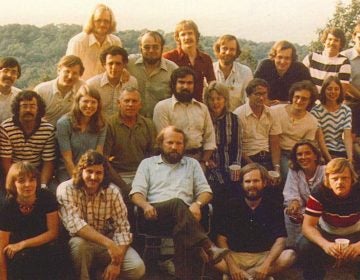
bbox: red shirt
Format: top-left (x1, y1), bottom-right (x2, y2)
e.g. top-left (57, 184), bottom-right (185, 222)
top-left (163, 48), bottom-right (215, 102)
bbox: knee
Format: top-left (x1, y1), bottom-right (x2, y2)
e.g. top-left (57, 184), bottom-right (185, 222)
top-left (69, 237), bottom-right (92, 260)
top-left (278, 249), bottom-right (296, 269)
top-left (125, 257), bottom-right (146, 280)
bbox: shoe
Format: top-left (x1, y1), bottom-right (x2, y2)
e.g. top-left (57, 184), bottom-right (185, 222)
top-left (199, 239), bottom-right (230, 265)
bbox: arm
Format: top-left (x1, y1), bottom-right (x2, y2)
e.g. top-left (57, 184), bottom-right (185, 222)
top-left (61, 151), bottom-right (75, 177)
top-left (343, 129), bottom-right (353, 162)
top-left (346, 83), bottom-right (360, 100)
top-left (4, 211), bottom-right (59, 259)
top-left (131, 193), bottom-right (157, 220)
top-left (0, 158), bottom-right (11, 178)
top-left (269, 134), bottom-right (281, 173)
top-left (189, 191), bottom-right (213, 221)
top-left (283, 169), bottom-right (301, 214)
top-left (253, 237), bottom-right (286, 279)
top-left (0, 231), bottom-right (10, 280)
top-left (153, 101), bottom-right (171, 134)
top-left (302, 214), bottom-right (340, 258)
top-left (316, 128), bottom-right (332, 163)
top-left (40, 161), bottom-right (54, 185)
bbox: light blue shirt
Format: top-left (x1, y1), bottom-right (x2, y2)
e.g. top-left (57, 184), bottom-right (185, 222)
top-left (130, 155), bottom-right (212, 205)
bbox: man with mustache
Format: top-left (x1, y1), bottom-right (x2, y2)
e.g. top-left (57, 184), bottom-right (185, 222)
top-left (0, 57), bottom-right (21, 123)
top-left (131, 126), bottom-right (229, 279)
top-left (87, 46), bottom-right (138, 118)
top-left (34, 55), bottom-right (85, 126)
top-left (127, 31), bottom-right (178, 118)
top-left (163, 20), bottom-right (216, 102)
top-left (0, 90), bottom-right (56, 187)
top-left (153, 66), bottom-right (216, 170)
top-left (214, 163), bottom-right (295, 280)
top-left (213, 35), bottom-right (253, 111)
top-left (303, 27), bottom-right (351, 93)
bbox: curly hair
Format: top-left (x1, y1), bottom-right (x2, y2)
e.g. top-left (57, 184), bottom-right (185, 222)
top-left (213, 35), bottom-right (241, 59)
top-left (170, 66), bottom-right (196, 94)
top-left (288, 80), bottom-right (318, 111)
top-left (12, 90), bottom-right (46, 125)
top-left (69, 85), bottom-right (105, 133)
top-left (72, 150), bottom-right (111, 190)
top-left (288, 140), bottom-right (322, 171)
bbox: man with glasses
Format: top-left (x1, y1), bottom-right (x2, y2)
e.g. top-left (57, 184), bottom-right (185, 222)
top-left (233, 78), bottom-right (281, 172)
top-left (127, 31), bottom-right (178, 118)
top-left (66, 4), bottom-right (122, 80)
top-left (0, 57), bottom-right (21, 123)
top-left (0, 90), bottom-right (56, 186)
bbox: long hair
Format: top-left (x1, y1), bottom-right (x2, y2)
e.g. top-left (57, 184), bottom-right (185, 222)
top-left (319, 76), bottom-right (344, 105)
top-left (72, 150), bottom-right (111, 190)
top-left (203, 81), bottom-right (230, 113)
top-left (324, 158), bottom-right (358, 188)
top-left (288, 140), bottom-right (322, 171)
top-left (6, 161), bottom-right (40, 198)
top-left (69, 85), bottom-right (105, 133)
top-left (288, 80), bottom-right (318, 111)
top-left (83, 4), bottom-right (116, 34)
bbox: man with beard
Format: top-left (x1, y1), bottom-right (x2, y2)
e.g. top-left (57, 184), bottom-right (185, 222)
top-left (213, 35), bottom-right (253, 111)
top-left (127, 31), bottom-right (178, 118)
top-left (254, 40), bottom-right (311, 105)
top-left (163, 20), bottom-right (216, 102)
top-left (66, 4), bottom-right (122, 80)
top-left (0, 57), bottom-right (21, 123)
top-left (214, 163), bottom-right (296, 280)
top-left (131, 126), bottom-right (229, 279)
top-left (87, 46), bottom-right (138, 118)
top-left (34, 55), bottom-right (85, 126)
top-left (153, 66), bottom-right (216, 170)
top-left (0, 90), bottom-right (56, 186)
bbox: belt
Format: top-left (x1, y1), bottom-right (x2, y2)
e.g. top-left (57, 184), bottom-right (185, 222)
top-left (252, 151), bottom-right (270, 157)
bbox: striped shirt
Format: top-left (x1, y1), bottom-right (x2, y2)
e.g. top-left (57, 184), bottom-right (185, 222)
top-left (305, 184), bottom-right (360, 235)
top-left (303, 51), bottom-right (351, 91)
top-left (0, 118), bottom-right (56, 167)
top-left (311, 103), bottom-right (352, 152)
top-left (57, 180), bottom-right (132, 246)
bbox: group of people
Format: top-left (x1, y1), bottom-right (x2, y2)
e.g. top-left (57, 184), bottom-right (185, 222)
top-left (1, 2), bottom-right (360, 280)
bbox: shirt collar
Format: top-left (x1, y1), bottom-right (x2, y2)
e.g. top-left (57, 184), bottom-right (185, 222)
top-left (348, 48), bottom-right (360, 60)
top-left (155, 154), bottom-right (186, 165)
top-left (135, 55), bottom-right (169, 71)
top-left (171, 94), bottom-right (201, 109)
top-left (244, 101), bottom-right (270, 117)
top-left (88, 33), bottom-right (111, 47)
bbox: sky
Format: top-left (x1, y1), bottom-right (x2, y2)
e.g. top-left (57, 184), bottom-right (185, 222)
top-left (0, 0), bottom-right (350, 45)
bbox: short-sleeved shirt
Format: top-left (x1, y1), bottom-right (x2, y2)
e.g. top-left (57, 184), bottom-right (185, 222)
top-left (305, 184), bottom-right (360, 236)
top-left (0, 118), bottom-right (56, 167)
top-left (272, 104), bottom-right (318, 151)
top-left (130, 155), bottom-right (212, 205)
top-left (104, 114), bottom-right (156, 173)
top-left (86, 72), bottom-right (138, 118)
top-left (57, 180), bottom-right (132, 246)
top-left (34, 78), bottom-right (85, 126)
top-left (66, 32), bottom-right (122, 80)
top-left (153, 96), bottom-right (216, 150)
top-left (303, 51), bottom-right (351, 91)
top-left (218, 195), bottom-right (287, 253)
top-left (0, 87), bottom-right (21, 123)
top-left (127, 54), bottom-right (178, 118)
top-left (213, 61), bottom-right (253, 110)
top-left (311, 103), bottom-right (352, 152)
top-left (341, 47), bottom-right (360, 89)
top-left (254, 59), bottom-right (311, 102)
top-left (233, 102), bottom-right (282, 156)
top-left (0, 189), bottom-right (58, 243)
top-left (163, 48), bottom-right (216, 102)
top-left (56, 114), bottom-right (107, 164)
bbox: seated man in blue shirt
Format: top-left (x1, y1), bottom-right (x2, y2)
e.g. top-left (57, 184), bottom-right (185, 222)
top-left (215, 163), bottom-right (296, 280)
top-left (130, 125), bottom-right (229, 279)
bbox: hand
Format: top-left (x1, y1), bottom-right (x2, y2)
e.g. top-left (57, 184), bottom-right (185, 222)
top-left (228, 264), bottom-right (252, 280)
top-left (3, 241), bottom-right (26, 259)
top-left (322, 241), bottom-right (342, 259)
top-left (207, 159), bottom-right (217, 169)
top-left (285, 200), bottom-right (301, 216)
top-left (143, 203), bottom-right (157, 220)
top-left (252, 262), bottom-right (271, 280)
top-left (107, 243), bottom-right (124, 266)
top-left (341, 243), bottom-right (360, 261)
top-left (103, 263), bottom-right (121, 280)
top-left (189, 203), bottom-right (201, 221)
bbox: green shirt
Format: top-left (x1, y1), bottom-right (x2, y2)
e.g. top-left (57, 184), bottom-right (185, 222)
top-left (104, 113), bottom-right (156, 172)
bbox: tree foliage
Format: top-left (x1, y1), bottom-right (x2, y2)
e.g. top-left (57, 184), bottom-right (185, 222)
top-left (0, 24), bottom-right (308, 89)
top-left (309, 0), bottom-right (360, 51)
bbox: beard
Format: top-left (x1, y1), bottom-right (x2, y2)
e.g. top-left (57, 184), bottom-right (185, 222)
top-left (161, 150), bottom-right (184, 164)
top-left (143, 56), bottom-right (161, 65)
top-left (219, 54), bottom-right (236, 65)
top-left (243, 188), bottom-right (264, 201)
top-left (174, 90), bottom-right (194, 103)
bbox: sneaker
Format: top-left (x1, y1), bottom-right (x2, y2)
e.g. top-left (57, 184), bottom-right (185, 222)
top-left (158, 258), bottom-right (175, 276)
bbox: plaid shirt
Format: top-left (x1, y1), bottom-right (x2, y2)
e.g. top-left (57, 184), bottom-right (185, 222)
top-left (57, 179), bottom-right (132, 246)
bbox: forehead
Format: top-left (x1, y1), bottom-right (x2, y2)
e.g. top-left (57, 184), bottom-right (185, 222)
top-left (243, 169), bottom-right (262, 181)
top-left (105, 54), bottom-right (124, 63)
top-left (94, 9), bottom-right (111, 20)
top-left (0, 65), bottom-right (18, 71)
top-left (163, 131), bottom-right (184, 143)
top-left (20, 97), bottom-right (37, 104)
top-left (141, 34), bottom-right (162, 45)
top-left (59, 64), bottom-right (81, 73)
top-left (177, 74), bottom-right (194, 82)
top-left (209, 90), bottom-right (223, 98)
top-left (329, 167), bottom-right (351, 177)
top-left (276, 48), bottom-right (292, 57)
top-left (83, 164), bottom-right (104, 172)
top-left (296, 144), bottom-right (314, 153)
top-left (179, 27), bottom-right (195, 34)
top-left (220, 39), bottom-right (237, 48)
top-left (327, 81), bottom-right (340, 88)
top-left (252, 85), bottom-right (268, 94)
top-left (326, 33), bottom-right (340, 40)
top-left (80, 94), bottom-right (97, 101)
top-left (120, 90), bottom-right (140, 100)
top-left (294, 89), bottom-right (311, 97)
